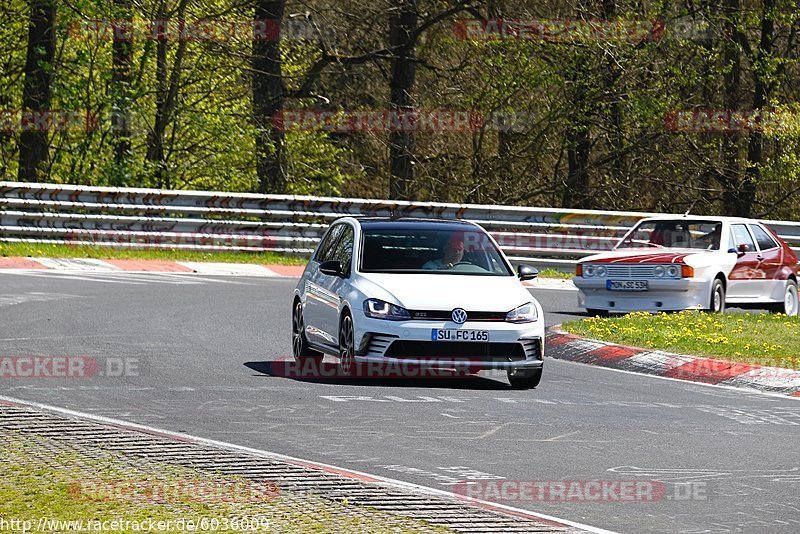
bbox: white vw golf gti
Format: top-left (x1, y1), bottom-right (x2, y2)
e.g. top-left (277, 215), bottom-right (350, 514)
top-left (291, 218), bottom-right (545, 388)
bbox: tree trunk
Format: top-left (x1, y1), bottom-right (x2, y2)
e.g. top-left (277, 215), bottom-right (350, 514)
top-left (17, 0), bottom-right (55, 182)
top-left (252, 0), bottom-right (287, 194)
top-left (562, 123), bottom-right (592, 209)
top-left (145, 0), bottom-right (189, 188)
top-left (562, 56), bottom-right (592, 209)
top-left (388, 0), bottom-right (418, 200)
top-left (719, 0), bottom-right (746, 216)
top-left (741, 0), bottom-right (775, 218)
top-left (111, 0), bottom-right (133, 175)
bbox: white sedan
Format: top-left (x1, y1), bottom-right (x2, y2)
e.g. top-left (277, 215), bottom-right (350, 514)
top-left (574, 216), bottom-right (799, 315)
top-left (292, 217), bottom-right (545, 388)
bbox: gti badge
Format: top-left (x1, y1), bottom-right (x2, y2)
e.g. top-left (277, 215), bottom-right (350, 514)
top-left (451, 308), bottom-right (468, 324)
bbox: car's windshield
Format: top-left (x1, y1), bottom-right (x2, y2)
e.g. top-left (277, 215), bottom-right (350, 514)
top-left (617, 220), bottom-right (723, 250)
top-left (360, 227), bottom-right (513, 275)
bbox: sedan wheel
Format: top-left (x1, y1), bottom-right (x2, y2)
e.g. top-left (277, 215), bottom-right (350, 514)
top-left (338, 314), bottom-right (357, 376)
top-left (776, 280), bottom-right (799, 316)
top-left (507, 367), bottom-right (542, 389)
top-left (292, 301), bottom-right (321, 362)
top-left (709, 279), bottom-right (725, 313)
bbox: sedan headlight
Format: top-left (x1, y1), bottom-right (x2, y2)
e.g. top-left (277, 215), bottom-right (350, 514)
top-left (654, 265), bottom-right (665, 277)
top-left (595, 265), bottom-right (607, 277)
top-left (584, 265), bottom-right (596, 277)
top-left (363, 298), bottom-right (411, 321)
top-left (666, 265), bottom-right (680, 278)
top-left (506, 302), bottom-right (538, 323)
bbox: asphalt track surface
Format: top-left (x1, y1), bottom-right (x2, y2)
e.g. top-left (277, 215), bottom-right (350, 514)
top-left (1, 270), bottom-right (799, 534)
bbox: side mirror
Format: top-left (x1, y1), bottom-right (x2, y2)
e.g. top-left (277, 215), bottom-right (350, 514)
top-left (728, 244), bottom-right (747, 258)
top-left (517, 264), bottom-right (539, 281)
top-left (319, 260), bottom-right (343, 277)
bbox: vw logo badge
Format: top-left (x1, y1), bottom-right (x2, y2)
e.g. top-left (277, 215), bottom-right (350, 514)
top-left (451, 308), bottom-right (468, 324)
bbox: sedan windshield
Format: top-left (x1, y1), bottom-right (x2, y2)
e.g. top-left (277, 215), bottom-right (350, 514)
top-left (360, 227), bottom-right (513, 275)
top-left (617, 220), bottom-right (723, 250)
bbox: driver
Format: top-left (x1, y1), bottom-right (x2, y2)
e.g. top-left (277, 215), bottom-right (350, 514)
top-left (423, 232), bottom-right (465, 270)
top-left (698, 224), bottom-right (722, 249)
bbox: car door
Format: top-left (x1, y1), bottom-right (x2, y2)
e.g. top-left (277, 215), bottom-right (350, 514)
top-left (749, 223), bottom-right (784, 300)
top-left (727, 224), bottom-right (762, 298)
top-left (304, 224), bottom-right (345, 346)
top-left (317, 224), bottom-right (355, 343)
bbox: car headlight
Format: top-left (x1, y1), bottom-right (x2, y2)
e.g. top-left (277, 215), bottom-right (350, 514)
top-left (595, 265), bottom-right (607, 277)
top-left (363, 298), bottom-right (411, 321)
top-left (506, 302), bottom-right (538, 323)
top-left (654, 265), bottom-right (665, 277)
top-left (666, 265), bottom-right (680, 278)
top-left (584, 265), bottom-right (596, 277)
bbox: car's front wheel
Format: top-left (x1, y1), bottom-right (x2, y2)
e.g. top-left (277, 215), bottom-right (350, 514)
top-left (507, 367), bottom-right (542, 389)
top-left (708, 279), bottom-right (725, 313)
top-left (772, 280), bottom-right (799, 316)
top-left (292, 300), bottom-right (322, 362)
top-left (338, 312), bottom-right (357, 376)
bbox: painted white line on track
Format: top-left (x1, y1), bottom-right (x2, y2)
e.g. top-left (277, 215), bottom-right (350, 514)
top-left (0, 393), bottom-right (616, 534)
top-left (525, 279), bottom-right (578, 291)
top-left (33, 258), bottom-right (121, 271)
top-left (176, 262), bottom-right (280, 276)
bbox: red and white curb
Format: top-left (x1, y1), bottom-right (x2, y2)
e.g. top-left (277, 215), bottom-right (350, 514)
top-left (0, 257), bottom-right (304, 277)
top-left (546, 328), bottom-right (800, 397)
top-left (0, 256), bottom-right (578, 288)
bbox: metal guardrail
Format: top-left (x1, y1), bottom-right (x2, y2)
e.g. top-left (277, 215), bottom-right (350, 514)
top-left (2, 181), bottom-right (799, 270)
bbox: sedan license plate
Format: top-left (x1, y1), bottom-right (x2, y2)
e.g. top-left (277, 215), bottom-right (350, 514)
top-left (606, 280), bottom-right (648, 291)
top-left (431, 329), bottom-right (489, 342)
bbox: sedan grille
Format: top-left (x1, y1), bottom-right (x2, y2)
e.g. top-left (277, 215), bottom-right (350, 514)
top-left (604, 265), bottom-right (659, 278)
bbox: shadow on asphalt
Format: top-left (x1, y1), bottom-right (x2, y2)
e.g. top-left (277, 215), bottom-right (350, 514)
top-left (244, 361), bottom-right (516, 390)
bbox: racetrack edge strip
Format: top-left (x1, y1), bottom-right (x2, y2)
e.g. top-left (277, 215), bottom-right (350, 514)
top-left (0, 393), bottom-right (617, 534)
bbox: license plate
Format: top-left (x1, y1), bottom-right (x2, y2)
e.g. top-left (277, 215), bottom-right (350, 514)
top-left (431, 329), bottom-right (489, 342)
top-left (606, 280), bottom-right (648, 291)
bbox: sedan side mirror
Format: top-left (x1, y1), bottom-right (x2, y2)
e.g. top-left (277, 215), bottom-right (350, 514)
top-left (728, 244), bottom-right (747, 258)
top-left (319, 260), bottom-right (344, 277)
top-left (517, 264), bottom-right (539, 281)
top-left (735, 243), bottom-right (749, 257)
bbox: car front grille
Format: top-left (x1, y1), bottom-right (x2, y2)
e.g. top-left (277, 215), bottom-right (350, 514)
top-left (383, 341), bottom-right (527, 361)
top-left (520, 339), bottom-right (543, 360)
top-left (363, 333), bottom-right (399, 357)
top-left (604, 265), bottom-right (666, 278)
top-left (409, 310), bottom-right (508, 321)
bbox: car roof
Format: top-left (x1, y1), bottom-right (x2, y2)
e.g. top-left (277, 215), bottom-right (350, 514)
top-left (353, 217), bottom-right (481, 231)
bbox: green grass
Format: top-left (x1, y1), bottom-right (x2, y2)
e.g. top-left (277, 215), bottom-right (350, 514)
top-left (563, 311), bottom-right (800, 369)
top-left (0, 242), bottom-right (306, 265)
top-left (535, 268), bottom-right (573, 280)
top-left (0, 435), bottom-right (447, 533)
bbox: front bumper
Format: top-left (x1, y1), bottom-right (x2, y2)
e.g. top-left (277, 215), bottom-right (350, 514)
top-left (353, 316), bottom-right (545, 370)
top-left (573, 277), bottom-right (711, 312)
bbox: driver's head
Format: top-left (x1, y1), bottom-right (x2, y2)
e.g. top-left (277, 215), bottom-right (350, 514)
top-left (444, 232), bottom-right (465, 264)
